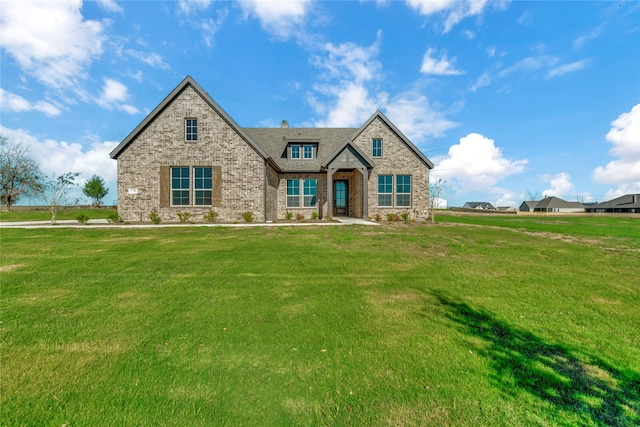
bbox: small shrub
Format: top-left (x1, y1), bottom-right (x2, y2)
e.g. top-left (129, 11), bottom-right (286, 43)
top-left (242, 211), bottom-right (254, 223)
top-left (177, 211), bottom-right (192, 223)
top-left (311, 211), bottom-right (319, 220)
top-left (204, 210), bottom-right (219, 223)
top-left (386, 213), bottom-right (399, 222)
top-left (106, 211), bottom-right (120, 223)
top-left (149, 208), bottom-right (161, 224)
top-left (374, 213), bottom-right (382, 222)
top-left (285, 211), bottom-right (294, 220)
top-left (295, 212), bottom-right (305, 221)
top-left (400, 212), bottom-right (410, 223)
top-left (76, 213), bottom-right (90, 224)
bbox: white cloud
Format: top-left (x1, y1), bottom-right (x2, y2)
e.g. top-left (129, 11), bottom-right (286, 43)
top-left (574, 23), bottom-right (605, 51)
top-left (593, 104), bottom-right (640, 194)
top-left (125, 50), bottom-right (170, 69)
top-left (198, 10), bottom-right (229, 47)
top-left (461, 29), bottom-right (475, 40)
top-left (541, 172), bottom-right (575, 198)
top-left (178, 0), bottom-right (213, 15)
top-left (433, 133), bottom-right (528, 191)
top-left (485, 46), bottom-right (496, 58)
top-left (406, 0), bottom-right (490, 33)
top-left (308, 32), bottom-right (457, 141)
top-left (0, 88), bottom-right (61, 117)
top-left (238, 0), bottom-right (312, 40)
top-left (470, 72), bottom-right (491, 92)
top-left (97, 78), bottom-right (139, 114)
top-left (420, 48), bottom-right (464, 75)
top-left (97, 0), bottom-right (124, 13)
top-left (547, 59), bottom-right (590, 78)
top-left (385, 92), bottom-right (458, 141)
top-left (0, 125), bottom-right (118, 203)
top-left (516, 10), bottom-right (533, 26)
top-left (498, 55), bottom-right (559, 78)
top-left (0, 0), bottom-right (105, 89)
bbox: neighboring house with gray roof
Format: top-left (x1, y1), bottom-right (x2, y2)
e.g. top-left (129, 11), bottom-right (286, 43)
top-left (533, 196), bottom-right (584, 213)
top-left (519, 200), bottom-right (539, 212)
top-left (463, 202), bottom-right (495, 210)
top-left (585, 194), bottom-right (640, 213)
top-left (110, 76), bottom-right (433, 222)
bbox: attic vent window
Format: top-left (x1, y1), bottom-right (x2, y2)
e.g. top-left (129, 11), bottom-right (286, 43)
top-left (185, 118), bottom-right (198, 141)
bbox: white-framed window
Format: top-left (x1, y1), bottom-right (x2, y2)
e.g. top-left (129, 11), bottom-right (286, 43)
top-left (372, 138), bottom-right (382, 158)
top-left (396, 175), bottom-right (411, 207)
top-left (194, 167), bottom-right (212, 205)
top-left (287, 179), bottom-right (317, 208)
top-left (303, 179), bottom-right (317, 207)
top-left (290, 144), bottom-right (314, 160)
top-left (171, 166), bottom-right (213, 206)
top-left (377, 174), bottom-right (412, 207)
top-left (303, 145), bottom-right (313, 159)
top-left (286, 179), bottom-right (300, 207)
top-left (185, 119), bottom-right (198, 141)
top-left (378, 175), bottom-right (392, 207)
top-left (171, 167), bottom-right (190, 205)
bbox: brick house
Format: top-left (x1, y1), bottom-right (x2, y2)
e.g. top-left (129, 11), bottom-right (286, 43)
top-left (109, 76), bottom-right (434, 222)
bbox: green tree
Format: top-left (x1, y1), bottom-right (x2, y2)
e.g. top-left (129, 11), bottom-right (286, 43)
top-left (42, 172), bottom-right (79, 224)
top-left (83, 175), bottom-right (109, 206)
top-left (0, 136), bottom-right (44, 210)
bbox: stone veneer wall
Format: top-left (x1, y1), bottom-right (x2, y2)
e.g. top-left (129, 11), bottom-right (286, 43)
top-left (116, 85), bottom-right (266, 222)
top-left (276, 173), bottom-right (327, 220)
top-left (351, 117), bottom-right (430, 219)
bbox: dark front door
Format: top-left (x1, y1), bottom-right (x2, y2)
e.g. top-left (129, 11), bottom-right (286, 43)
top-left (334, 180), bottom-right (348, 216)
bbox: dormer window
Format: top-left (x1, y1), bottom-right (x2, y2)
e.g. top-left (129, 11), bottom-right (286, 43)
top-left (291, 145), bottom-right (300, 159)
top-left (289, 144), bottom-right (315, 160)
top-left (303, 145), bottom-right (313, 159)
top-left (185, 118), bottom-right (198, 141)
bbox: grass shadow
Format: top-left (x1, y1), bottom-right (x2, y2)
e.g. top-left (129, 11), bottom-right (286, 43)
top-left (433, 294), bottom-right (639, 426)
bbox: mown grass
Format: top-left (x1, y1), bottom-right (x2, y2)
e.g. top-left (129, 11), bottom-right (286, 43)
top-left (0, 207), bottom-right (117, 222)
top-left (1, 217), bottom-right (639, 426)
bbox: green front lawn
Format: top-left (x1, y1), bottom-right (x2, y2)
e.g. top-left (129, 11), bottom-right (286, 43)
top-left (1, 218), bottom-right (638, 426)
top-left (0, 206), bottom-right (117, 222)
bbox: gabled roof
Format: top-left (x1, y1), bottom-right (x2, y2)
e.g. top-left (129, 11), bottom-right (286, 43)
top-left (244, 127), bottom-right (355, 172)
top-left (109, 76), bottom-right (270, 161)
top-left (464, 202), bottom-right (495, 209)
top-left (535, 196), bottom-right (583, 209)
top-left (520, 200), bottom-right (539, 209)
top-left (349, 110), bottom-right (434, 169)
top-left (589, 194), bottom-right (640, 209)
top-left (322, 140), bottom-right (374, 169)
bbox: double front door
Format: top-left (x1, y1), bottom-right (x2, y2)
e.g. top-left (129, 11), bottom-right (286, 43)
top-left (334, 180), bottom-right (348, 216)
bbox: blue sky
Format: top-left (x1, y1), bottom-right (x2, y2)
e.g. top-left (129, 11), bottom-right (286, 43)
top-left (1, 0), bottom-right (638, 208)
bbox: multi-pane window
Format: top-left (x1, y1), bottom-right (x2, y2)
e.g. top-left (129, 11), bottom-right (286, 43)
top-left (377, 175), bottom-right (411, 207)
top-left (194, 167), bottom-right (212, 205)
top-left (378, 175), bottom-right (393, 207)
top-left (171, 167), bottom-right (190, 205)
top-left (286, 180), bottom-right (300, 207)
top-left (185, 119), bottom-right (198, 141)
top-left (287, 179), bottom-right (317, 208)
top-left (372, 138), bottom-right (382, 158)
top-left (303, 179), bottom-right (317, 207)
top-left (303, 145), bottom-right (313, 159)
top-left (291, 145), bottom-right (300, 159)
top-left (396, 175), bottom-right (411, 207)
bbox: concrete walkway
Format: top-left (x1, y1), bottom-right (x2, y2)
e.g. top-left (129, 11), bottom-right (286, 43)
top-left (1, 217), bottom-right (379, 229)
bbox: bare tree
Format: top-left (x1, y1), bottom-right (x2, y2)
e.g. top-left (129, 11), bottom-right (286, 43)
top-left (526, 189), bottom-right (542, 201)
top-left (0, 136), bottom-right (44, 210)
top-left (41, 172), bottom-right (79, 224)
top-left (428, 178), bottom-right (447, 223)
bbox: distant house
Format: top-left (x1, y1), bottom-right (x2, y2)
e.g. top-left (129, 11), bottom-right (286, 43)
top-left (496, 206), bottom-right (516, 212)
top-left (533, 196), bottom-right (584, 213)
top-left (463, 202), bottom-right (495, 210)
top-left (430, 197), bottom-right (448, 209)
top-left (585, 194), bottom-right (640, 213)
top-left (109, 76), bottom-right (434, 222)
top-left (519, 200), bottom-right (538, 212)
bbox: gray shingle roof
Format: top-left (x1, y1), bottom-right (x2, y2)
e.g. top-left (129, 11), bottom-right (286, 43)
top-left (535, 196), bottom-right (583, 209)
top-left (589, 194), bottom-right (640, 209)
top-left (243, 128), bottom-right (356, 172)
